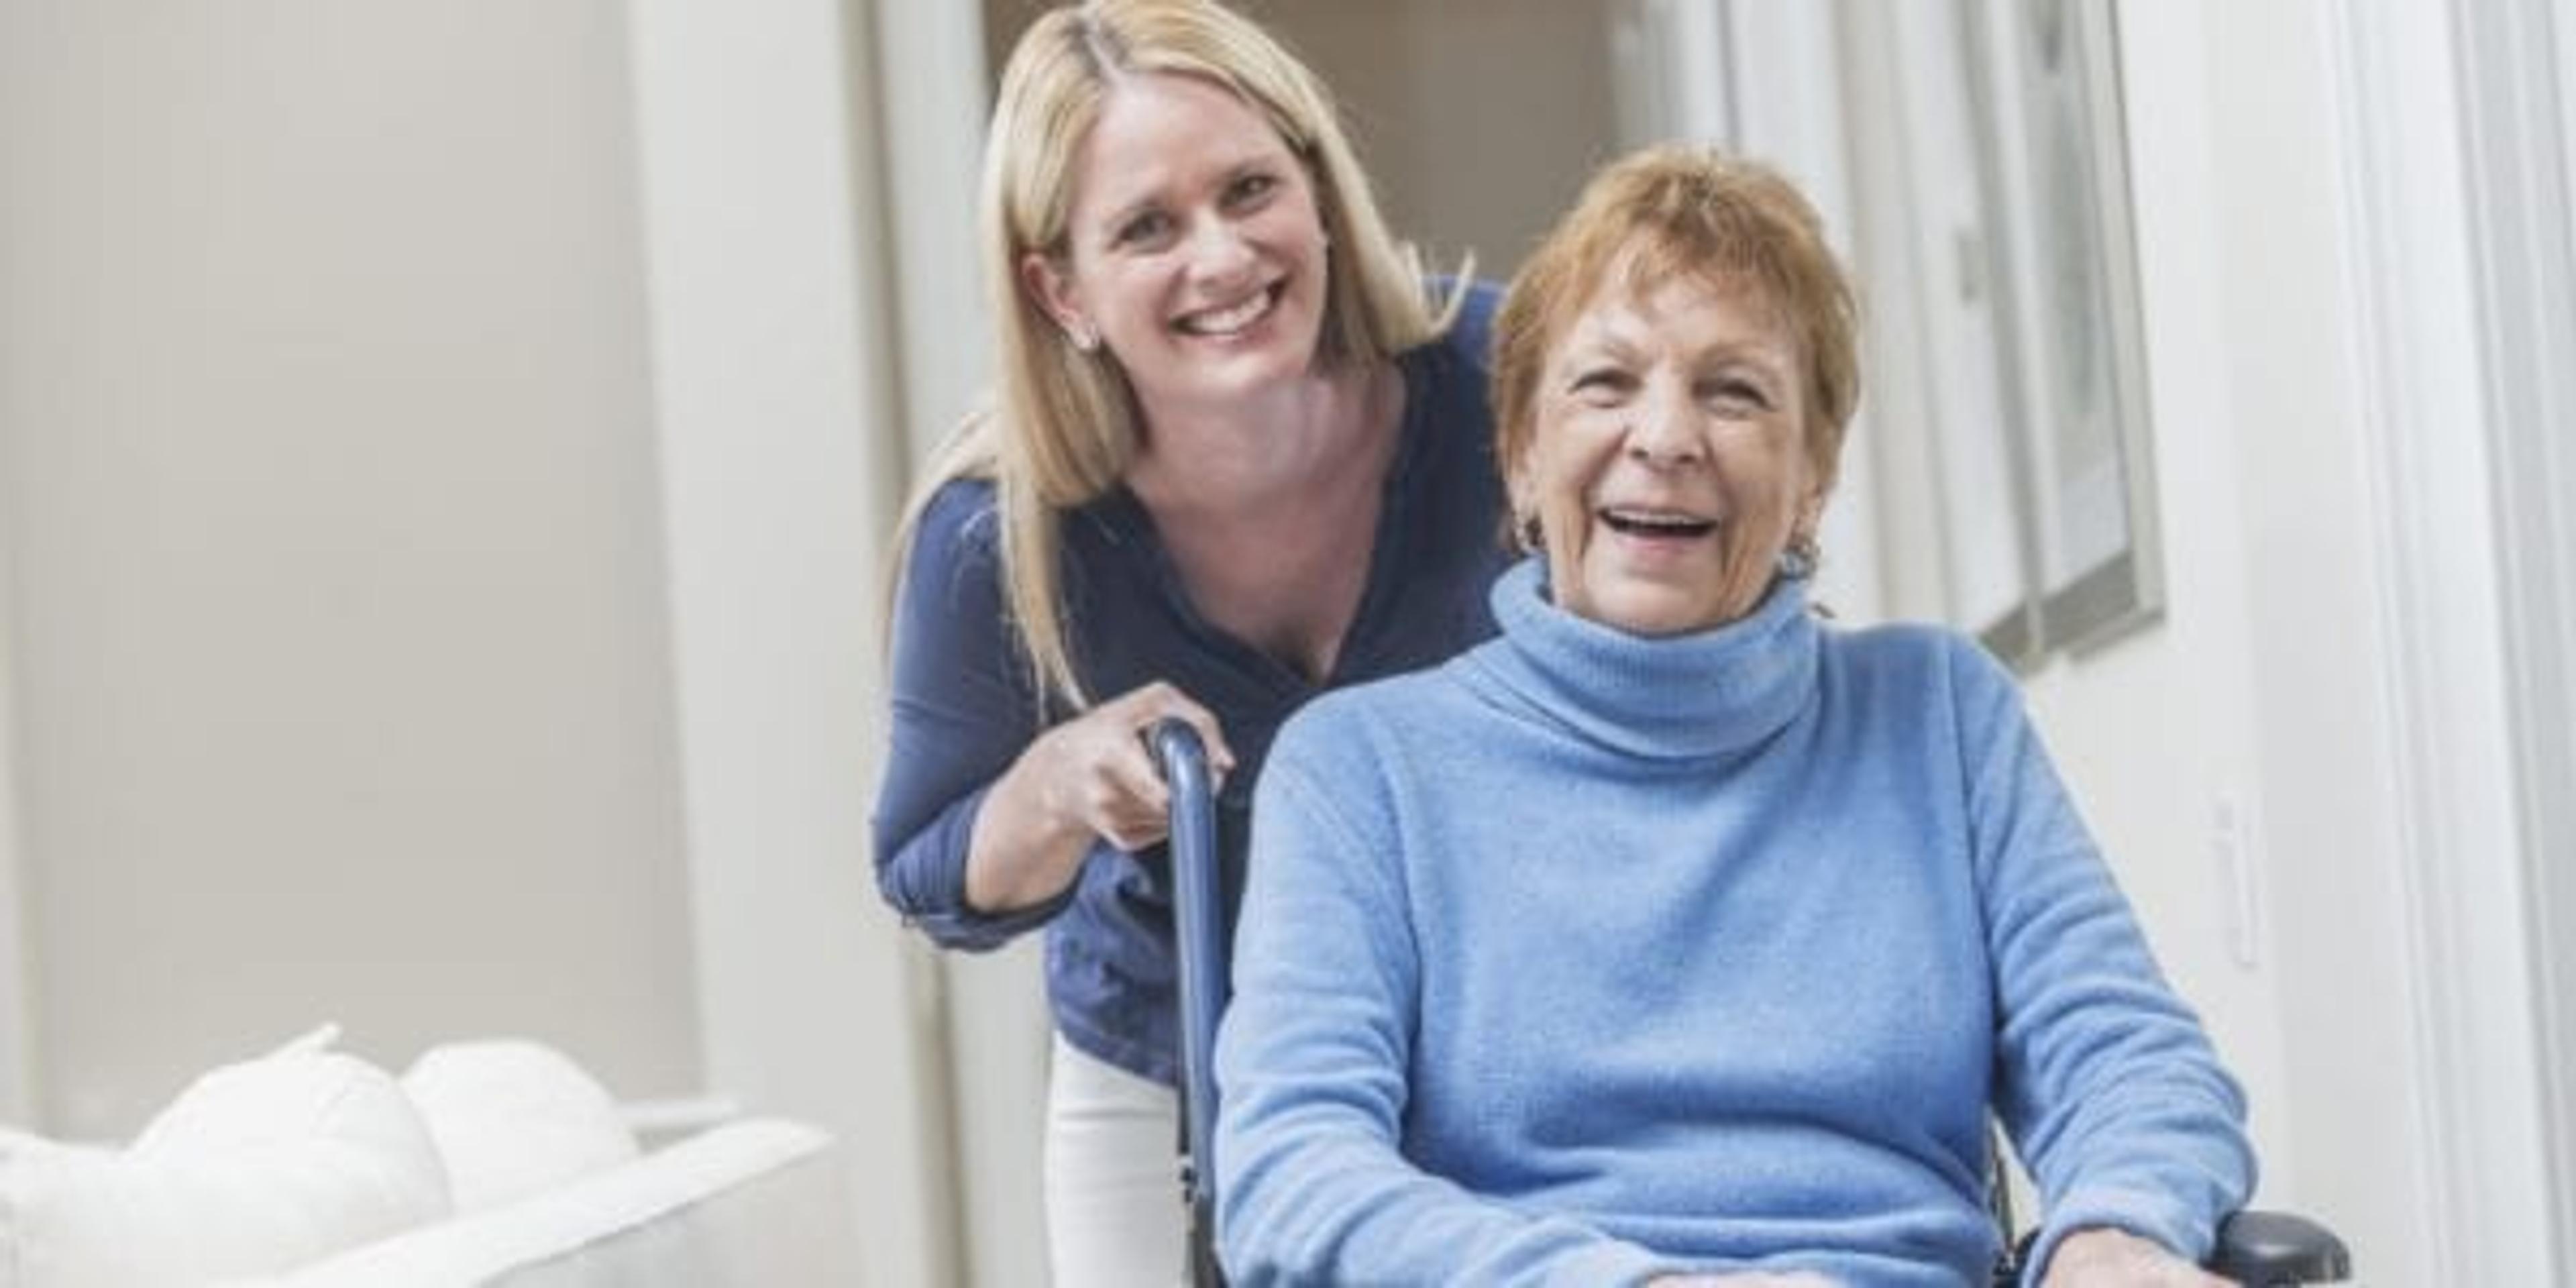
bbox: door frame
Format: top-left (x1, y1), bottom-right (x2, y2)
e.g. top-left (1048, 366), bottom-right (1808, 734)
top-left (2328, 0), bottom-right (2565, 1279)
top-left (2451, 0), bottom-right (2576, 1269)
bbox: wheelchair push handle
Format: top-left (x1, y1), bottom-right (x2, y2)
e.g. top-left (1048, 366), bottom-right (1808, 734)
top-left (1150, 717), bottom-right (1227, 1287)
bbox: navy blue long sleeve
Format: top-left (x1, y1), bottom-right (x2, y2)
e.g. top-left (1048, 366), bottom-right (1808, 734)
top-left (870, 286), bottom-right (1509, 1083)
top-left (873, 484), bottom-right (1065, 951)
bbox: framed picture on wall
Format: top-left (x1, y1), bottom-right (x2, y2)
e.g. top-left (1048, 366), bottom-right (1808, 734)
top-left (1958, 0), bottom-right (2163, 657)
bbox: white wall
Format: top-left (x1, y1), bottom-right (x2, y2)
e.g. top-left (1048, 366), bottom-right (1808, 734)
top-left (0, 0), bottom-right (971, 1278)
top-left (871, 3), bottom-right (1059, 1285)
top-left (623, 0), bottom-right (960, 1283)
top-left (0, 0), bottom-right (702, 1136)
top-left (1829, 1), bottom-right (2572, 1280)
top-left (2445, 0), bottom-right (2576, 1261)
top-left (0, 500), bottom-right (28, 1122)
top-left (1248, 0), bottom-right (1618, 279)
top-left (2057, 7), bottom-right (2557, 1279)
top-left (2014, 3), bottom-right (2445, 1278)
top-left (2315, 0), bottom-right (2558, 1275)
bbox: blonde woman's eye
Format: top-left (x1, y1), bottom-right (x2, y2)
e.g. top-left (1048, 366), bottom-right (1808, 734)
top-left (1114, 211), bottom-right (1174, 248)
top-left (1226, 172), bottom-right (1279, 207)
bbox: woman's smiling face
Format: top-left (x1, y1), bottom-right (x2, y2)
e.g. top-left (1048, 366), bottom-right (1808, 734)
top-left (1517, 266), bottom-right (1821, 637)
top-left (1022, 71), bottom-right (1330, 419)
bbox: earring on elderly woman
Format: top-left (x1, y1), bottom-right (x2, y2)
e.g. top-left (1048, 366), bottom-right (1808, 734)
top-left (1776, 533), bottom-right (1819, 580)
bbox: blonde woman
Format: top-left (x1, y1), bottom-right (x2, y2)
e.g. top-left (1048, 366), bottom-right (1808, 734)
top-left (869, 1), bottom-right (1506, 1282)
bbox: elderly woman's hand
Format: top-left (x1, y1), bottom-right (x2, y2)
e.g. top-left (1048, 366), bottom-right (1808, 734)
top-left (2039, 1227), bottom-right (2230, 1287)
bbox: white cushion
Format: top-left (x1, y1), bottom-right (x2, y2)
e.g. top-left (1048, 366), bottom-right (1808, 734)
top-left (400, 1039), bottom-right (638, 1214)
top-left (0, 1027), bottom-right (450, 1287)
top-left (262, 1118), bottom-right (841, 1288)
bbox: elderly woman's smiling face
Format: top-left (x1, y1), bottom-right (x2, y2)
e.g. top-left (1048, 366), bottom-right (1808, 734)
top-left (1517, 266), bottom-right (1822, 637)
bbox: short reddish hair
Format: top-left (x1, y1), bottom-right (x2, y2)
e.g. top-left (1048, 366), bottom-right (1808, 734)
top-left (1491, 145), bottom-right (1861, 524)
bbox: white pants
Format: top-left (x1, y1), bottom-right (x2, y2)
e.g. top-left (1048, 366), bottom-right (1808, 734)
top-left (1045, 1033), bottom-right (1189, 1288)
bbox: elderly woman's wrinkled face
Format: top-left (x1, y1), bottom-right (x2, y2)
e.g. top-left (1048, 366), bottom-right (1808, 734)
top-left (1517, 270), bottom-right (1820, 637)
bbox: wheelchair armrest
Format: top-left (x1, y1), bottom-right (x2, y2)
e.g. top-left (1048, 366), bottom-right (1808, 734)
top-left (2207, 1209), bottom-right (2351, 1285)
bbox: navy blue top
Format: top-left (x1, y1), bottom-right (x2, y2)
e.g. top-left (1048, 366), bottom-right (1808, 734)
top-left (872, 286), bottom-right (1508, 1085)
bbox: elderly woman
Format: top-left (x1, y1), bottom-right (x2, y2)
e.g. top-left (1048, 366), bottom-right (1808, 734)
top-left (1212, 146), bottom-right (2253, 1287)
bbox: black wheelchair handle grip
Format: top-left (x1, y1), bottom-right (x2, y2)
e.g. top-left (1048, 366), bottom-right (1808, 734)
top-left (2209, 1209), bottom-right (2352, 1284)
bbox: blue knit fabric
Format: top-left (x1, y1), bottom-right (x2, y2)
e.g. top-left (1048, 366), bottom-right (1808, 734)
top-left (1214, 558), bottom-right (2253, 1287)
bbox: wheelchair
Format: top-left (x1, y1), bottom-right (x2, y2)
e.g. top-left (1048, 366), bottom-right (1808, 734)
top-left (1152, 720), bottom-right (2350, 1287)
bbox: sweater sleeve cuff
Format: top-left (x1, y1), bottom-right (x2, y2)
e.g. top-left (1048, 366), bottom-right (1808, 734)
top-left (1554, 1238), bottom-right (1676, 1288)
top-left (2023, 1185), bottom-right (2216, 1287)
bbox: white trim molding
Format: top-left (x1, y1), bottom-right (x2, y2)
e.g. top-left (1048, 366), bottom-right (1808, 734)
top-left (1609, 0), bottom-right (1737, 149)
top-left (0, 54), bottom-right (34, 1116)
top-left (861, 4), bottom-right (1062, 1285)
top-left (869, 0), bottom-right (995, 468)
top-left (622, 0), bottom-right (961, 1283)
top-left (0, 536), bottom-right (32, 1124)
top-left (2324, 0), bottom-right (2559, 1281)
top-left (2451, 0), bottom-right (2576, 1269)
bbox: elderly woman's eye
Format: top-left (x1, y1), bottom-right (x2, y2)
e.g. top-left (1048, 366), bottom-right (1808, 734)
top-left (1703, 378), bottom-right (1773, 415)
top-left (1570, 368), bottom-right (1635, 404)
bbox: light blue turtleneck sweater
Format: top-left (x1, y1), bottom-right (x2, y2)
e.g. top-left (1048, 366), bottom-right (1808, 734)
top-left (1213, 558), bottom-right (2252, 1287)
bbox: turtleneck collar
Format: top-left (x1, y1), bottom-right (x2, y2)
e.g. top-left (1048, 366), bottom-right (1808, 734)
top-left (1470, 557), bottom-right (1821, 761)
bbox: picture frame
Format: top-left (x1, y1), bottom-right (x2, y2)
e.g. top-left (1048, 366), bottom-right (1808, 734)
top-left (1957, 0), bottom-right (2163, 659)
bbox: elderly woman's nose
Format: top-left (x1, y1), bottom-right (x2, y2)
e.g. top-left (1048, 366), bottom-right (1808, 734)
top-left (1623, 390), bottom-right (1704, 466)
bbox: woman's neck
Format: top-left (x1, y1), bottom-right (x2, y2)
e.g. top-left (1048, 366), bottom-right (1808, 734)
top-left (1122, 359), bottom-right (1405, 682)
top-left (1124, 362), bottom-right (1389, 520)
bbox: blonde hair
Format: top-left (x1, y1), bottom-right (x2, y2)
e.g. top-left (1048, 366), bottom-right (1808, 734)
top-left (892, 0), bottom-right (1460, 710)
top-left (1491, 144), bottom-right (1861, 548)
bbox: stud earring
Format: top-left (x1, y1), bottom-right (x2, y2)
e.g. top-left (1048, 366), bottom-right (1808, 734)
top-left (1775, 531), bottom-right (1820, 580)
top-left (1515, 513), bottom-right (1545, 553)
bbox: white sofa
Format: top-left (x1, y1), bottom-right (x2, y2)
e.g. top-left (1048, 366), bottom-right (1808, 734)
top-left (0, 1030), bottom-right (863, 1287)
top-left (260, 1116), bottom-right (853, 1287)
